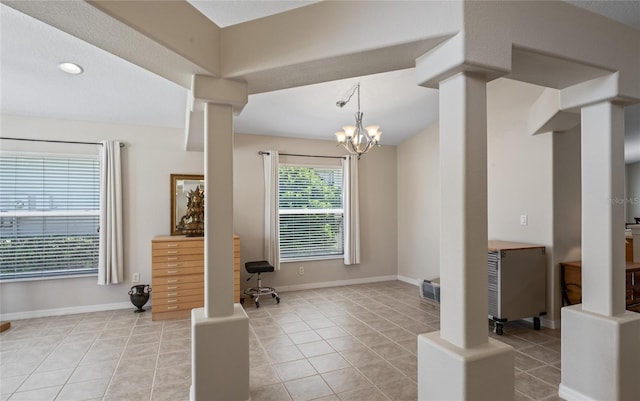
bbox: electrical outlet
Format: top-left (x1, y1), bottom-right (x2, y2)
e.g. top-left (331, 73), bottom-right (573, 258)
top-left (299, 266), bottom-right (304, 276)
top-left (132, 272), bottom-right (140, 283)
top-left (520, 214), bottom-right (528, 226)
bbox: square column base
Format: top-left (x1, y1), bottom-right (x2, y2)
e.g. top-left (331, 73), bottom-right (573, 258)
top-left (190, 304), bottom-right (249, 401)
top-left (418, 331), bottom-right (514, 401)
top-left (560, 305), bottom-right (640, 401)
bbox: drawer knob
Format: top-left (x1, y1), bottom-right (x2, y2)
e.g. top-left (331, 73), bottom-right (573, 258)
top-left (167, 286), bottom-right (178, 290)
top-left (167, 244), bottom-right (178, 247)
top-left (167, 251), bottom-right (178, 254)
top-left (167, 299), bottom-right (178, 303)
top-left (167, 280), bottom-right (178, 283)
top-left (167, 264), bottom-right (178, 267)
top-left (168, 306), bottom-right (178, 310)
top-left (167, 293), bottom-right (178, 296)
top-left (167, 270), bottom-right (178, 274)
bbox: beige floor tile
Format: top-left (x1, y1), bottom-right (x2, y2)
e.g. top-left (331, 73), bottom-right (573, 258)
top-left (528, 365), bottom-right (562, 387)
top-left (370, 343), bottom-right (412, 360)
top-left (157, 350), bottom-right (190, 368)
top-left (288, 330), bottom-right (323, 345)
top-left (387, 355), bottom-right (417, 380)
top-left (315, 326), bottom-right (349, 340)
top-left (296, 340), bottom-right (335, 358)
top-left (56, 377), bottom-right (110, 401)
top-left (340, 349), bottom-right (385, 368)
top-left (322, 367), bottom-right (371, 394)
top-left (338, 386), bottom-right (390, 401)
top-left (0, 375), bottom-right (27, 395)
top-left (8, 385), bottom-right (62, 401)
top-left (251, 382), bottom-right (293, 401)
top-left (260, 335), bottom-right (295, 349)
top-left (515, 372), bottom-right (558, 400)
top-left (308, 353), bottom-right (351, 374)
top-left (17, 368), bottom-right (73, 392)
top-left (68, 359), bottom-right (118, 383)
top-left (154, 363), bottom-right (191, 386)
top-left (266, 345), bottom-right (304, 364)
top-left (0, 281), bottom-right (567, 401)
top-left (377, 377), bottom-right (418, 401)
top-left (305, 318), bottom-right (336, 330)
top-left (357, 361), bottom-right (405, 385)
top-left (326, 336), bottom-right (366, 352)
top-left (274, 359), bottom-right (318, 381)
top-left (250, 365), bottom-right (282, 390)
top-left (150, 382), bottom-right (191, 401)
top-left (284, 375), bottom-right (333, 401)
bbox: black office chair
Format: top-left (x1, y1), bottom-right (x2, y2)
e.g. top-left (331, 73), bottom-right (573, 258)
top-left (635, 217), bottom-right (640, 224)
top-left (241, 261), bottom-right (280, 308)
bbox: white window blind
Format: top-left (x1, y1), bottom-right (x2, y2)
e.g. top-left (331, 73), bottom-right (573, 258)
top-left (0, 154), bottom-right (100, 281)
top-left (278, 165), bottom-right (344, 260)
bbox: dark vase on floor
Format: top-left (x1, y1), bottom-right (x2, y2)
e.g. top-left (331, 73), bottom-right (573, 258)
top-left (129, 284), bottom-right (151, 313)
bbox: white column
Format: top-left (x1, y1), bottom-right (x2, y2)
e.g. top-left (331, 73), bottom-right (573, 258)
top-left (418, 72), bottom-right (514, 401)
top-left (190, 78), bottom-right (249, 401)
top-left (439, 72), bottom-right (489, 348)
top-left (204, 103), bottom-right (234, 318)
top-left (580, 101), bottom-right (626, 316)
top-left (560, 101), bottom-right (640, 401)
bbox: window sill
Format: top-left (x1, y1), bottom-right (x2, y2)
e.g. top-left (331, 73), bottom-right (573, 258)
top-left (0, 273), bottom-right (98, 284)
top-left (280, 255), bottom-right (343, 264)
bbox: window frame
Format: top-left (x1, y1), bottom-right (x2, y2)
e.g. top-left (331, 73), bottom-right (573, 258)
top-left (277, 162), bottom-right (345, 262)
top-left (0, 151), bottom-right (101, 282)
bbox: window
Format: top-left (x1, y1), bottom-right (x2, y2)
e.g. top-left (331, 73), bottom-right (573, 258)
top-left (0, 154), bottom-right (100, 281)
top-left (278, 164), bottom-right (344, 260)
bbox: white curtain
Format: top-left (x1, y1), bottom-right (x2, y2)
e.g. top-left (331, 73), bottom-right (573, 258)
top-left (263, 150), bottom-right (280, 269)
top-left (343, 155), bottom-right (360, 265)
top-left (98, 140), bottom-right (124, 285)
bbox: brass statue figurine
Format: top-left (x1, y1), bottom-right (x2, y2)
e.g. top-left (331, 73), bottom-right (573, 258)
top-left (178, 186), bottom-right (204, 236)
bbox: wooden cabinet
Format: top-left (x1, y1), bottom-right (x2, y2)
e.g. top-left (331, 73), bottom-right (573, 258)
top-left (561, 260), bottom-right (640, 312)
top-left (151, 235), bottom-right (240, 321)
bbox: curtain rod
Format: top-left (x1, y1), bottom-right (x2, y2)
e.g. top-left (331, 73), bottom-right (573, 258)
top-left (0, 137), bottom-right (125, 147)
top-left (258, 151), bottom-right (345, 159)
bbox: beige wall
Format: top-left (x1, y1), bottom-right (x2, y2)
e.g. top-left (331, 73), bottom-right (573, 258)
top-left (234, 133), bottom-right (398, 291)
top-left (0, 115), bottom-right (204, 317)
top-left (397, 123), bottom-right (440, 284)
top-left (396, 78), bottom-right (571, 323)
top-left (552, 127), bottom-right (582, 321)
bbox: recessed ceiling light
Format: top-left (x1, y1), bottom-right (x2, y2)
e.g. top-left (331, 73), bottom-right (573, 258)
top-left (58, 62), bottom-right (83, 75)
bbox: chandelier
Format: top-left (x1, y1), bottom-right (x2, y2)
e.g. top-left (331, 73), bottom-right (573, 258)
top-left (334, 83), bottom-right (382, 159)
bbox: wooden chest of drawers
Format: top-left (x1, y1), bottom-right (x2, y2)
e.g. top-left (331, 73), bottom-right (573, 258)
top-left (151, 235), bottom-right (240, 321)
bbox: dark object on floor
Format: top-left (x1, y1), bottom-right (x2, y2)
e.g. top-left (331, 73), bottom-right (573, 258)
top-left (241, 261), bottom-right (280, 308)
top-left (0, 321), bottom-right (10, 332)
top-left (421, 278), bottom-right (440, 303)
top-left (129, 284), bottom-right (152, 313)
top-left (635, 217), bottom-right (640, 224)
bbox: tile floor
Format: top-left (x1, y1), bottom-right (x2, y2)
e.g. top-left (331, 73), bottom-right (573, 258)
top-left (0, 281), bottom-right (562, 401)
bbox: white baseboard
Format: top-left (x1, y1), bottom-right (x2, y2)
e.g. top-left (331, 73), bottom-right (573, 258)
top-left (397, 275), bottom-right (421, 286)
top-left (541, 316), bottom-right (561, 330)
top-left (1, 301), bottom-right (132, 321)
top-left (275, 275), bottom-right (398, 293)
top-left (559, 383), bottom-right (593, 401)
top-left (522, 316), bottom-right (561, 330)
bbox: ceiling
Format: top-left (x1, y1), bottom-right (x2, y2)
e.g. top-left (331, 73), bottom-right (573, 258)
top-left (1, 1), bottom-right (639, 162)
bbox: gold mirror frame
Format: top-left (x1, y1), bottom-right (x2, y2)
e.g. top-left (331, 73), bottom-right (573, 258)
top-left (170, 174), bottom-right (205, 236)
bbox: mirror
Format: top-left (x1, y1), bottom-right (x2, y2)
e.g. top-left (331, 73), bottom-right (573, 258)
top-left (170, 174), bottom-right (205, 235)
